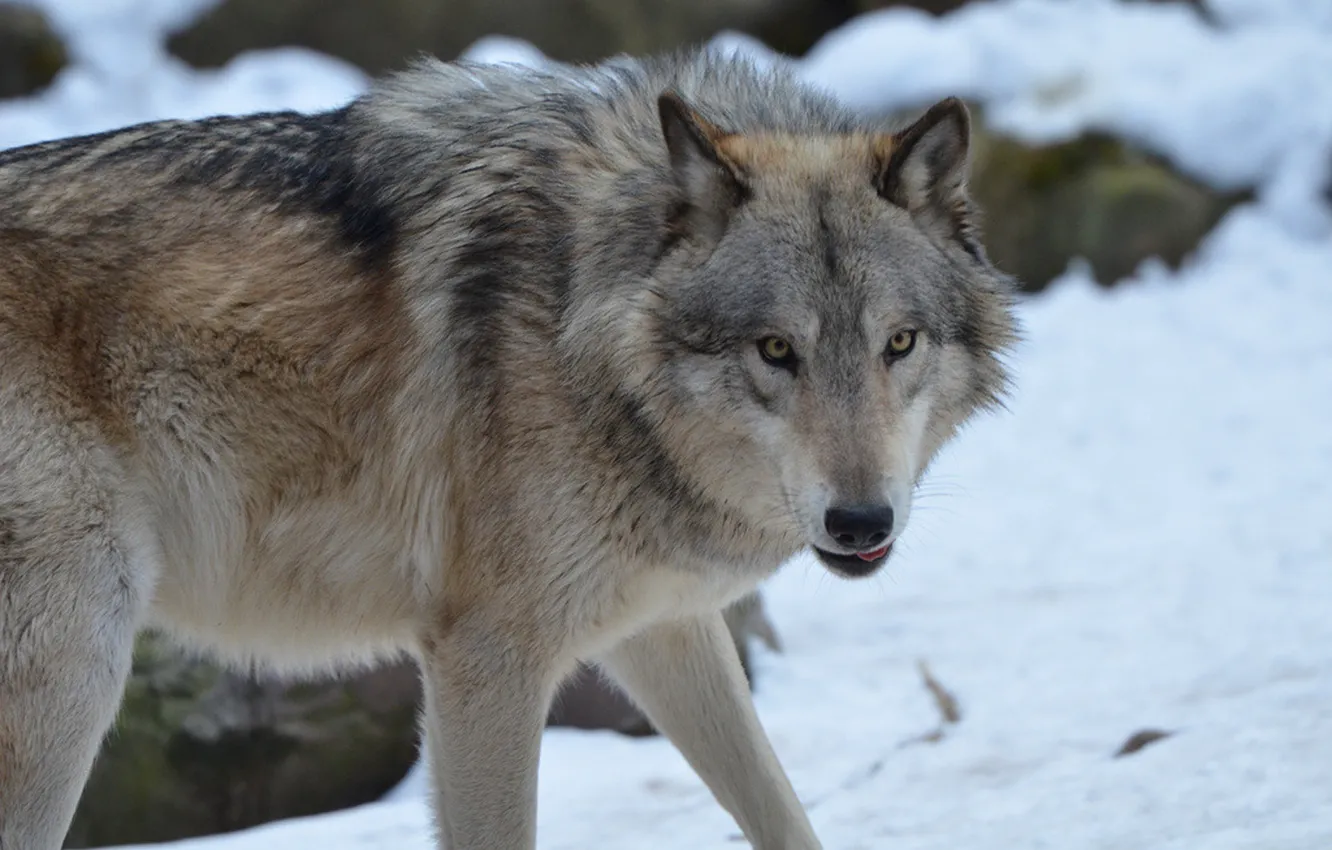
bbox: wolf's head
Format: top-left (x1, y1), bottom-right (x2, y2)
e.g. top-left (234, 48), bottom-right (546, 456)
top-left (603, 90), bottom-right (1017, 578)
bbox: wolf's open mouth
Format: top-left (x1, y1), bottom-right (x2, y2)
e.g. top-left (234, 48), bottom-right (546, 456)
top-left (812, 542), bottom-right (893, 577)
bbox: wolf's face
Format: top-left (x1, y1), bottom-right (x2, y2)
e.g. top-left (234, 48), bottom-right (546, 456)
top-left (647, 95), bottom-right (1016, 577)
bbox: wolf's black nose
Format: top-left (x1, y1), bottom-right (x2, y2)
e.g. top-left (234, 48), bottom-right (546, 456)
top-left (824, 505), bottom-right (894, 550)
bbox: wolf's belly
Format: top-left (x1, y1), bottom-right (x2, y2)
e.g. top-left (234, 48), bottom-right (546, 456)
top-left (142, 482), bottom-right (425, 673)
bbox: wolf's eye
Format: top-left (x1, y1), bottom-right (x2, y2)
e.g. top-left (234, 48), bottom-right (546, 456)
top-left (758, 337), bottom-right (797, 371)
top-left (886, 329), bottom-right (918, 359)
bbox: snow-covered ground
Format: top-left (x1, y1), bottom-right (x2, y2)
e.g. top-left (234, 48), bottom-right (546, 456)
top-left (3, 1), bottom-right (1330, 848)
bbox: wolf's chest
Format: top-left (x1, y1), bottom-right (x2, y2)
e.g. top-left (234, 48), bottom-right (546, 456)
top-left (567, 560), bottom-right (759, 660)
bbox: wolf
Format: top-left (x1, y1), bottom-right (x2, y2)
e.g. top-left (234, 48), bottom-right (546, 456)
top-left (0, 48), bottom-right (1016, 849)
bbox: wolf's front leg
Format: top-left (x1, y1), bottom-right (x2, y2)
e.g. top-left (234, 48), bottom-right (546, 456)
top-left (599, 611), bottom-right (823, 850)
top-left (418, 620), bottom-right (564, 850)
top-left (0, 522), bottom-right (144, 850)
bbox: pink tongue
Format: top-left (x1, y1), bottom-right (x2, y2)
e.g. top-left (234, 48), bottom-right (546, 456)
top-left (857, 545), bottom-right (890, 562)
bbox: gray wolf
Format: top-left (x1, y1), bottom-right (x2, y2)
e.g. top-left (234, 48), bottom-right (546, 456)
top-left (0, 48), bottom-right (1016, 849)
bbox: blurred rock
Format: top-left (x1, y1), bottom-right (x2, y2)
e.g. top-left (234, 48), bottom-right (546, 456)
top-left (66, 634), bottom-right (420, 848)
top-left (968, 127), bottom-right (1244, 292)
top-left (0, 2), bottom-right (67, 100)
top-left (68, 591), bottom-right (779, 845)
top-left (167, 0), bottom-right (855, 75)
top-left (1324, 148), bottom-right (1332, 208)
top-left (548, 664), bottom-right (655, 736)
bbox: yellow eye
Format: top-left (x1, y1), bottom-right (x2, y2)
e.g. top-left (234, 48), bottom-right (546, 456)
top-left (886, 329), bottom-right (918, 357)
top-left (758, 336), bottom-right (796, 368)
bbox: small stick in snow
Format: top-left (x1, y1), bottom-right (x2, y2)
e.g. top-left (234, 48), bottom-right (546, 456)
top-left (917, 659), bottom-right (962, 725)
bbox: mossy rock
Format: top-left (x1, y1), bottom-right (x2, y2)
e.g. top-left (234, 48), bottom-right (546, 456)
top-left (66, 635), bottom-right (420, 848)
top-left (166, 0), bottom-right (850, 75)
top-left (852, 0), bottom-right (971, 13)
top-left (0, 2), bottom-right (68, 100)
top-left (969, 128), bottom-right (1245, 292)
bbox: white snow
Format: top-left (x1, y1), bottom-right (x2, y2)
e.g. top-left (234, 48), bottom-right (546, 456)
top-left (798, 0), bottom-right (1332, 209)
top-left (2, 0), bottom-right (367, 150)
top-left (3, 1), bottom-right (1329, 848)
top-left (1207, 0), bottom-right (1332, 31)
top-left (457, 35), bottom-right (550, 69)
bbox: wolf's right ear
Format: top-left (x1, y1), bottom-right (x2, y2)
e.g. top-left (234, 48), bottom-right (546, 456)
top-left (658, 91), bottom-right (747, 246)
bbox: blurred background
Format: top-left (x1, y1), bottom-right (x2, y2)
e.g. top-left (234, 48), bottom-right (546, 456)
top-left (2, 1), bottom-right (1329, 848)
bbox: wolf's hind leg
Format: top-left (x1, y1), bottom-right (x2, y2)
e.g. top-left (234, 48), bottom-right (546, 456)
top-left (0, 468), bottom-right (148, 849)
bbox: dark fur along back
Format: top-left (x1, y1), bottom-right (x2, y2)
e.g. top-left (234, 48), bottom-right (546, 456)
top-left (0, 108), bottom-right (401, 268)
top-left (0, 50), bottom-right (857, 260)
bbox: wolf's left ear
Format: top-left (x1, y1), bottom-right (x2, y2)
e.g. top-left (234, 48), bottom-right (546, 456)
top-left (658, 91), bottom-right (747, 246)
top-left (876, 98), bottom-right (983, 258)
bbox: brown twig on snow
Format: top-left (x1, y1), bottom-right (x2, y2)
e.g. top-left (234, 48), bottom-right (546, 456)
top-left (917, 659), bottom-right (962, 725)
